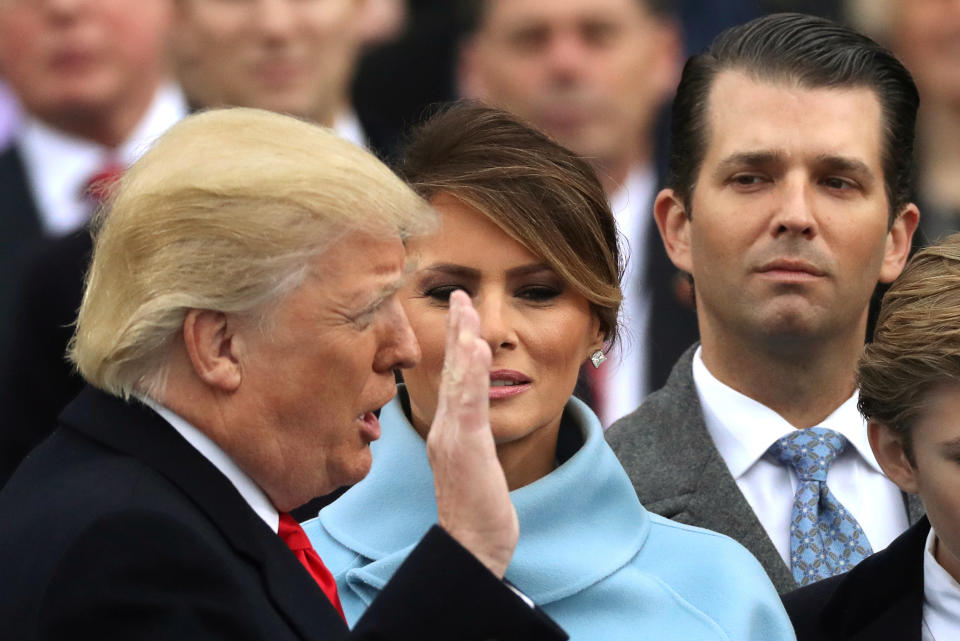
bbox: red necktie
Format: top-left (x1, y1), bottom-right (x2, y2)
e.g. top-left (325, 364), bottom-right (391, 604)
top-left (277, 512), bottom-right (346, 621)
top-left (82, 161), bottom-right (125, 205)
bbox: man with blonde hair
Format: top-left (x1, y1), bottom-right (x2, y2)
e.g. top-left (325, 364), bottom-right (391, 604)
top-left (0, 108), bottom-right (565, 641)
top-left (785, 233), bottom-right (960, 640)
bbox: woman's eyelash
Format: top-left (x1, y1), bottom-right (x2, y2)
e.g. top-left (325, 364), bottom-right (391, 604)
top-left (517, 285), bottom-right (561, 301)
top-left (423, 285), bottom-right (467, 302)
top-left (422, 284), bottom-right (562, 303)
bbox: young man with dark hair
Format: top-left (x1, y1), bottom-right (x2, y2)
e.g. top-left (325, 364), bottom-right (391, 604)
top-left (784, 233), bottom-right (960, 640)
top-left (607, 12), bottom-right (923, 593)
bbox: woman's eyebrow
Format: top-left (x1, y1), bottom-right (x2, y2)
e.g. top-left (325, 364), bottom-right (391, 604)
top-left (421, 264), bottom-right (480, 279)
top-left (505, 263), bottom-right (553, 278)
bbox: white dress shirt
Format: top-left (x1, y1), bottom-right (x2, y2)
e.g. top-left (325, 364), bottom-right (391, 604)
top-left (596, 165), bottom-right (655, 427)
top-left (16, 83), bottom-right (187, 236)
top-left (922, 528), bottom-right (960, 641)
top-left (332, 108), bottom-right (368, 149)
top-left (139, 396), bottom-right (280, 534)
top-left (692, 346), bottom-right (910, 566)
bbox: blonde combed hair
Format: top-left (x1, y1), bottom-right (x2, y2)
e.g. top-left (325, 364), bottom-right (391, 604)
top-left (70, 107), bottom-right (434, 399)
top-left (858, 232), bottom-right (960, 459)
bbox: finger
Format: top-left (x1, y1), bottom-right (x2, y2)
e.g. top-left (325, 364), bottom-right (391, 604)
top-left (456, 291), bottom-right (481, 353)
top-left (437, 290), bottom-right (466, 417)
top-left (444, 290), bottom-right (465, 375)
top-left (457, 332), bottom-right (491, 432)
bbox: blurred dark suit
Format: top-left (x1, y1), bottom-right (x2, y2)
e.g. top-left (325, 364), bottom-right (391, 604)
top-left (0, 228), bottom-right (90, 486)
top-left (0, 145), bottom-right (42, 348)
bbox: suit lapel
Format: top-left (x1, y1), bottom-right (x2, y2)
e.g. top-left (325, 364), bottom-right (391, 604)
top-left (663, 354), bottom-right (797, 591)
top-left (681, 441), bottom-right (797, 591)
top-left (625, 346), bottom-right (797, 592)
top-left (59, 387), bottom-right (347, 641)
top-left (821, 517), bottom-right (928, 641)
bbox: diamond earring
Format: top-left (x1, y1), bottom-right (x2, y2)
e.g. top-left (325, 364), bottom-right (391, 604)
top-left (590, 350), bottom-right (606, 369)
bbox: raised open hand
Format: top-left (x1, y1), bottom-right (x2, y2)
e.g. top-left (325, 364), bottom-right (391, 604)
top-left (426, 290), bottom-right (518, 579)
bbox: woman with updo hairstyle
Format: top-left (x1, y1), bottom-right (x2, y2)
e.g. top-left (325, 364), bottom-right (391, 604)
top-left (304, 103), bottom-right (793, 640)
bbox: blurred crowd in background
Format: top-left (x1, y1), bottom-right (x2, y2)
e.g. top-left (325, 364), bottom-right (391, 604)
top-left (1, 0), bottom-right (959, 486)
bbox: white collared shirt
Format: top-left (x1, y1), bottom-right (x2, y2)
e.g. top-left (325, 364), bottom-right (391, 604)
top-left (332, 108), bottom-right (367, 149)
top-left (692, 346), bottom-right (910, 565)
top-left (138, 396), bottom-right (280, 534)
top-left (16, 83), bottom-right (187, 236)
top-left (922, 528), bottom-right (960, 641)
top-left (596, 165), bottom-right (655, 428)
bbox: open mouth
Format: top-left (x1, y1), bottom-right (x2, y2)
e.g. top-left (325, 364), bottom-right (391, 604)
top-left (356, 411), bottom-right (381, 442)
top-left (489, 370), bottom-right (532, 400)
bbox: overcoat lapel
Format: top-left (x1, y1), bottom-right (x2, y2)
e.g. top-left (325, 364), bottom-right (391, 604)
top-left (59, 386), bottom-right (347, 641)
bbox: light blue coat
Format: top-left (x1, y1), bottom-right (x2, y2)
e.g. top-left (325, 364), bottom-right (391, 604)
top-left (304, 394), bottom-right (796, 641)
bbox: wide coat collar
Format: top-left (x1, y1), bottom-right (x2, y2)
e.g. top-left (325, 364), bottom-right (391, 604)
top-left (58, 386), bottom-right (347, 640)
top-left (319, 393), bottom-right (649, 606)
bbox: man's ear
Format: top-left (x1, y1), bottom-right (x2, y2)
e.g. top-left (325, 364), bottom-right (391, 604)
top-left (181, 309), bottom-right (242, 392)
top-left (868, 420), bottom-right (919, 493)
top-left (654, 188), bottom-right (693, 274)
top-left (879, 203), bottom-right (920, 284)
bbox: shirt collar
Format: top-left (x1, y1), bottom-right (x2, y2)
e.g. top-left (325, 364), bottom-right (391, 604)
top-left (692, 345), bottom-right (883, 478)
top-left (923, 526), bottom-right (960, 639)
top-left (332, 108), bottom-right (367, 149)
top-left (138, 395), bottom-right (279, 533)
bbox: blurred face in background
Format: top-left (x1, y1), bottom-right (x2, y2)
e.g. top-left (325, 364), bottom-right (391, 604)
top-left (173, 0), bottom-right (363, 123)
top-left (0, 0), bottom-right (172, 135)
top-left (890, 0), bottom-right (960, 108)
top-left (460, 0), bottom-right (679, 180)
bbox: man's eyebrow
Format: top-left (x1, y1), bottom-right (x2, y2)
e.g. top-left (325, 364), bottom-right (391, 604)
top-left (712, 151), bottom-right (875, 180)
top-left (713, 151), bottom-right (786, 178)
top-left (355, 273), bottom-right (410, 316)
top-left (815, 154), bottom-right (874, 179)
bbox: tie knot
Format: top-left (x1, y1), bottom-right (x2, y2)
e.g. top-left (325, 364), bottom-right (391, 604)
top-left (277, 512), bottom-right (311, 552)
top-left (82, 161), bottom-right (125, 204)
top-left (768, 427), bottom-right (847, 481)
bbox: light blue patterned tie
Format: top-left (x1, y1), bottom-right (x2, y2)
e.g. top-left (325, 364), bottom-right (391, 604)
top-left (768, 427), bottom-right (873, 585)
